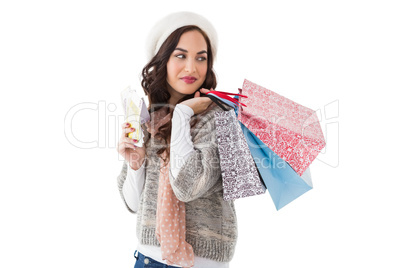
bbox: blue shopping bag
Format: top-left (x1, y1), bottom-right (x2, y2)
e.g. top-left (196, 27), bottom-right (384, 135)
top-left (238, 120), bottom-right (312, 210)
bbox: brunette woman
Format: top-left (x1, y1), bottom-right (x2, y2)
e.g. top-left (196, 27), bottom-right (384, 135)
top-left (117, 12), bottom-right (237, 268)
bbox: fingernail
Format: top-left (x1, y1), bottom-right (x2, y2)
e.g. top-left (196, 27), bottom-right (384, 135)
top-left (131, 128), bottom-right (135, 131)
top-left (126, 123), bottom-right (130, 127)
top-left (133, 139), bottom-right (138, 143)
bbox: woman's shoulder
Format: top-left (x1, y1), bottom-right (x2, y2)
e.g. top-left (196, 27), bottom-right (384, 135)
top-left (190, 103), bottom-right (217, 128)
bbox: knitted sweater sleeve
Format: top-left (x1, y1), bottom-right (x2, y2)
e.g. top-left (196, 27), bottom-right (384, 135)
top-left (116, 123), bottom-right (150, 214)
top-left (169, 105), bottom-right (223, 202)
top-left (117, 161), bottom-right (135, 213)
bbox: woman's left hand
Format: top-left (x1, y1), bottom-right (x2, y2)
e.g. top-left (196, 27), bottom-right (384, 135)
top-left (180, 88), bottom-right (213, 114)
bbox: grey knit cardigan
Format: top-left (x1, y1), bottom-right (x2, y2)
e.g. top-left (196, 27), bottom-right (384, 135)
top-left (117, 103), bottom-right (238, 262)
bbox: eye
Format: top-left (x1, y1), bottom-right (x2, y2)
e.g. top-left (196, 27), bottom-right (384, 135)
top-left (197, 56), bottom-right (207, 61)
top-left (175, 54), bottom-right (185, 59)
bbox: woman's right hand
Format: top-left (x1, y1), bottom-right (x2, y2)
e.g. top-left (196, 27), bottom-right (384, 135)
top-left (117, 122), bottom-right (146, 170)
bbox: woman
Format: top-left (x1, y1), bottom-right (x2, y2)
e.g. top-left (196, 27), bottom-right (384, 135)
top-left (117, 12), bottom-right (237, 268)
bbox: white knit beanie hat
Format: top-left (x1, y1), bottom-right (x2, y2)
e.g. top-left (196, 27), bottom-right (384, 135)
top-left (145, 11), bottom-right (218, 61)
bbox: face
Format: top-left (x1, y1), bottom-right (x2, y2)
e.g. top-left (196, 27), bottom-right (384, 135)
top-left (166, 30), bottom-right (208, 105)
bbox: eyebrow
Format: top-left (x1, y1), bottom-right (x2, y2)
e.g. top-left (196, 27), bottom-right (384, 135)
top-left (174, 47), bottom-right (207, 54)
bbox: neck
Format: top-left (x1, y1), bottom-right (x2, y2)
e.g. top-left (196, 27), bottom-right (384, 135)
top-left (167, 84), bottom-right (185, 107)
top-left (168, 98), bottom-right (177, 107)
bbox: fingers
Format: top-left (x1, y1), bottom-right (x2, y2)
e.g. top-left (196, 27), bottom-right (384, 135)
top-left (200, 88), bottom-right (213, 93)
top-left (123, 141), bottom-right (137, 150)
top-left (120, 122), bottom-right (136, 139)
top-left (118, 137), bottom-right (138, 151)
top-left (117, 123), bottom-right (145, 160)
top-left (122, 122), bottom-right (131, 128)
top-left (122, 136), bottom-right (137, 144)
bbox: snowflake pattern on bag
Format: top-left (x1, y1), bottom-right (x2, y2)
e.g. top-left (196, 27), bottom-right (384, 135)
top-left (215, 109), bottom-right (265, 201)
top-left (238, 79), bottom-right (326, 176)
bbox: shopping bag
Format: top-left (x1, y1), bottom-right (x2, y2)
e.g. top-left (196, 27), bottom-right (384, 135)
top-left (215, 109), bottom-right (265, 201)
top-left (238, 79), bottom-right (326, 176)
top-left (238, 120), bottom-right (313, 210)
top-left (208, 88), bottom-right (317, 209)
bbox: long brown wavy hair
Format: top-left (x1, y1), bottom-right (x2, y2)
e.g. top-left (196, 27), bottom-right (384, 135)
top-left (141, 25), bottom-right (217, 163)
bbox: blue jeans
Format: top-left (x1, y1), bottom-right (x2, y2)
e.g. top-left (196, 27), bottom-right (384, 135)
top-left (134, 250), bottom-right (182, 268)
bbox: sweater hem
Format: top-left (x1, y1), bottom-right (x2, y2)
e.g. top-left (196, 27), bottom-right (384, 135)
top-left (138, 228), bottom-right (236, 262)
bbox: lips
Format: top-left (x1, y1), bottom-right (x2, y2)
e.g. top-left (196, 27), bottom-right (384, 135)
top-left (181, 76), bottom-right (197, 84)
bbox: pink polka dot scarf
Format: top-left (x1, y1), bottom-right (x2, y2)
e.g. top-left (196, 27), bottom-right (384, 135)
top-left (146, 107), bottom-right (195, 268)
top-left (156, 154), bottom-right (195, 267)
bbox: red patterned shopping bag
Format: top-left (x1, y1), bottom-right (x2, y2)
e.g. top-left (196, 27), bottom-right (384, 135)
top-left (238, 79), bottom-right (326, 176)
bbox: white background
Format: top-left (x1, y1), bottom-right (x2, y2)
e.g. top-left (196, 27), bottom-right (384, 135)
top-left (1, 0), bottom-right (401, 267)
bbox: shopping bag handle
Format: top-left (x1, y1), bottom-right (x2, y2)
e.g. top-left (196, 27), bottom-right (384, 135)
top-left (201, 93), bottom-right (230, 111)
top-left (208, 92), bottom-right (247, 108)
top-left (205, 91), bottom-right (247, 107)
top-left (207, 90), bottom-right (248, 98)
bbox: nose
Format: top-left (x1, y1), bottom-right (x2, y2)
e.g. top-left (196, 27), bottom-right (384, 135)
top-left (184, 58), bottom-right (196, 73)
